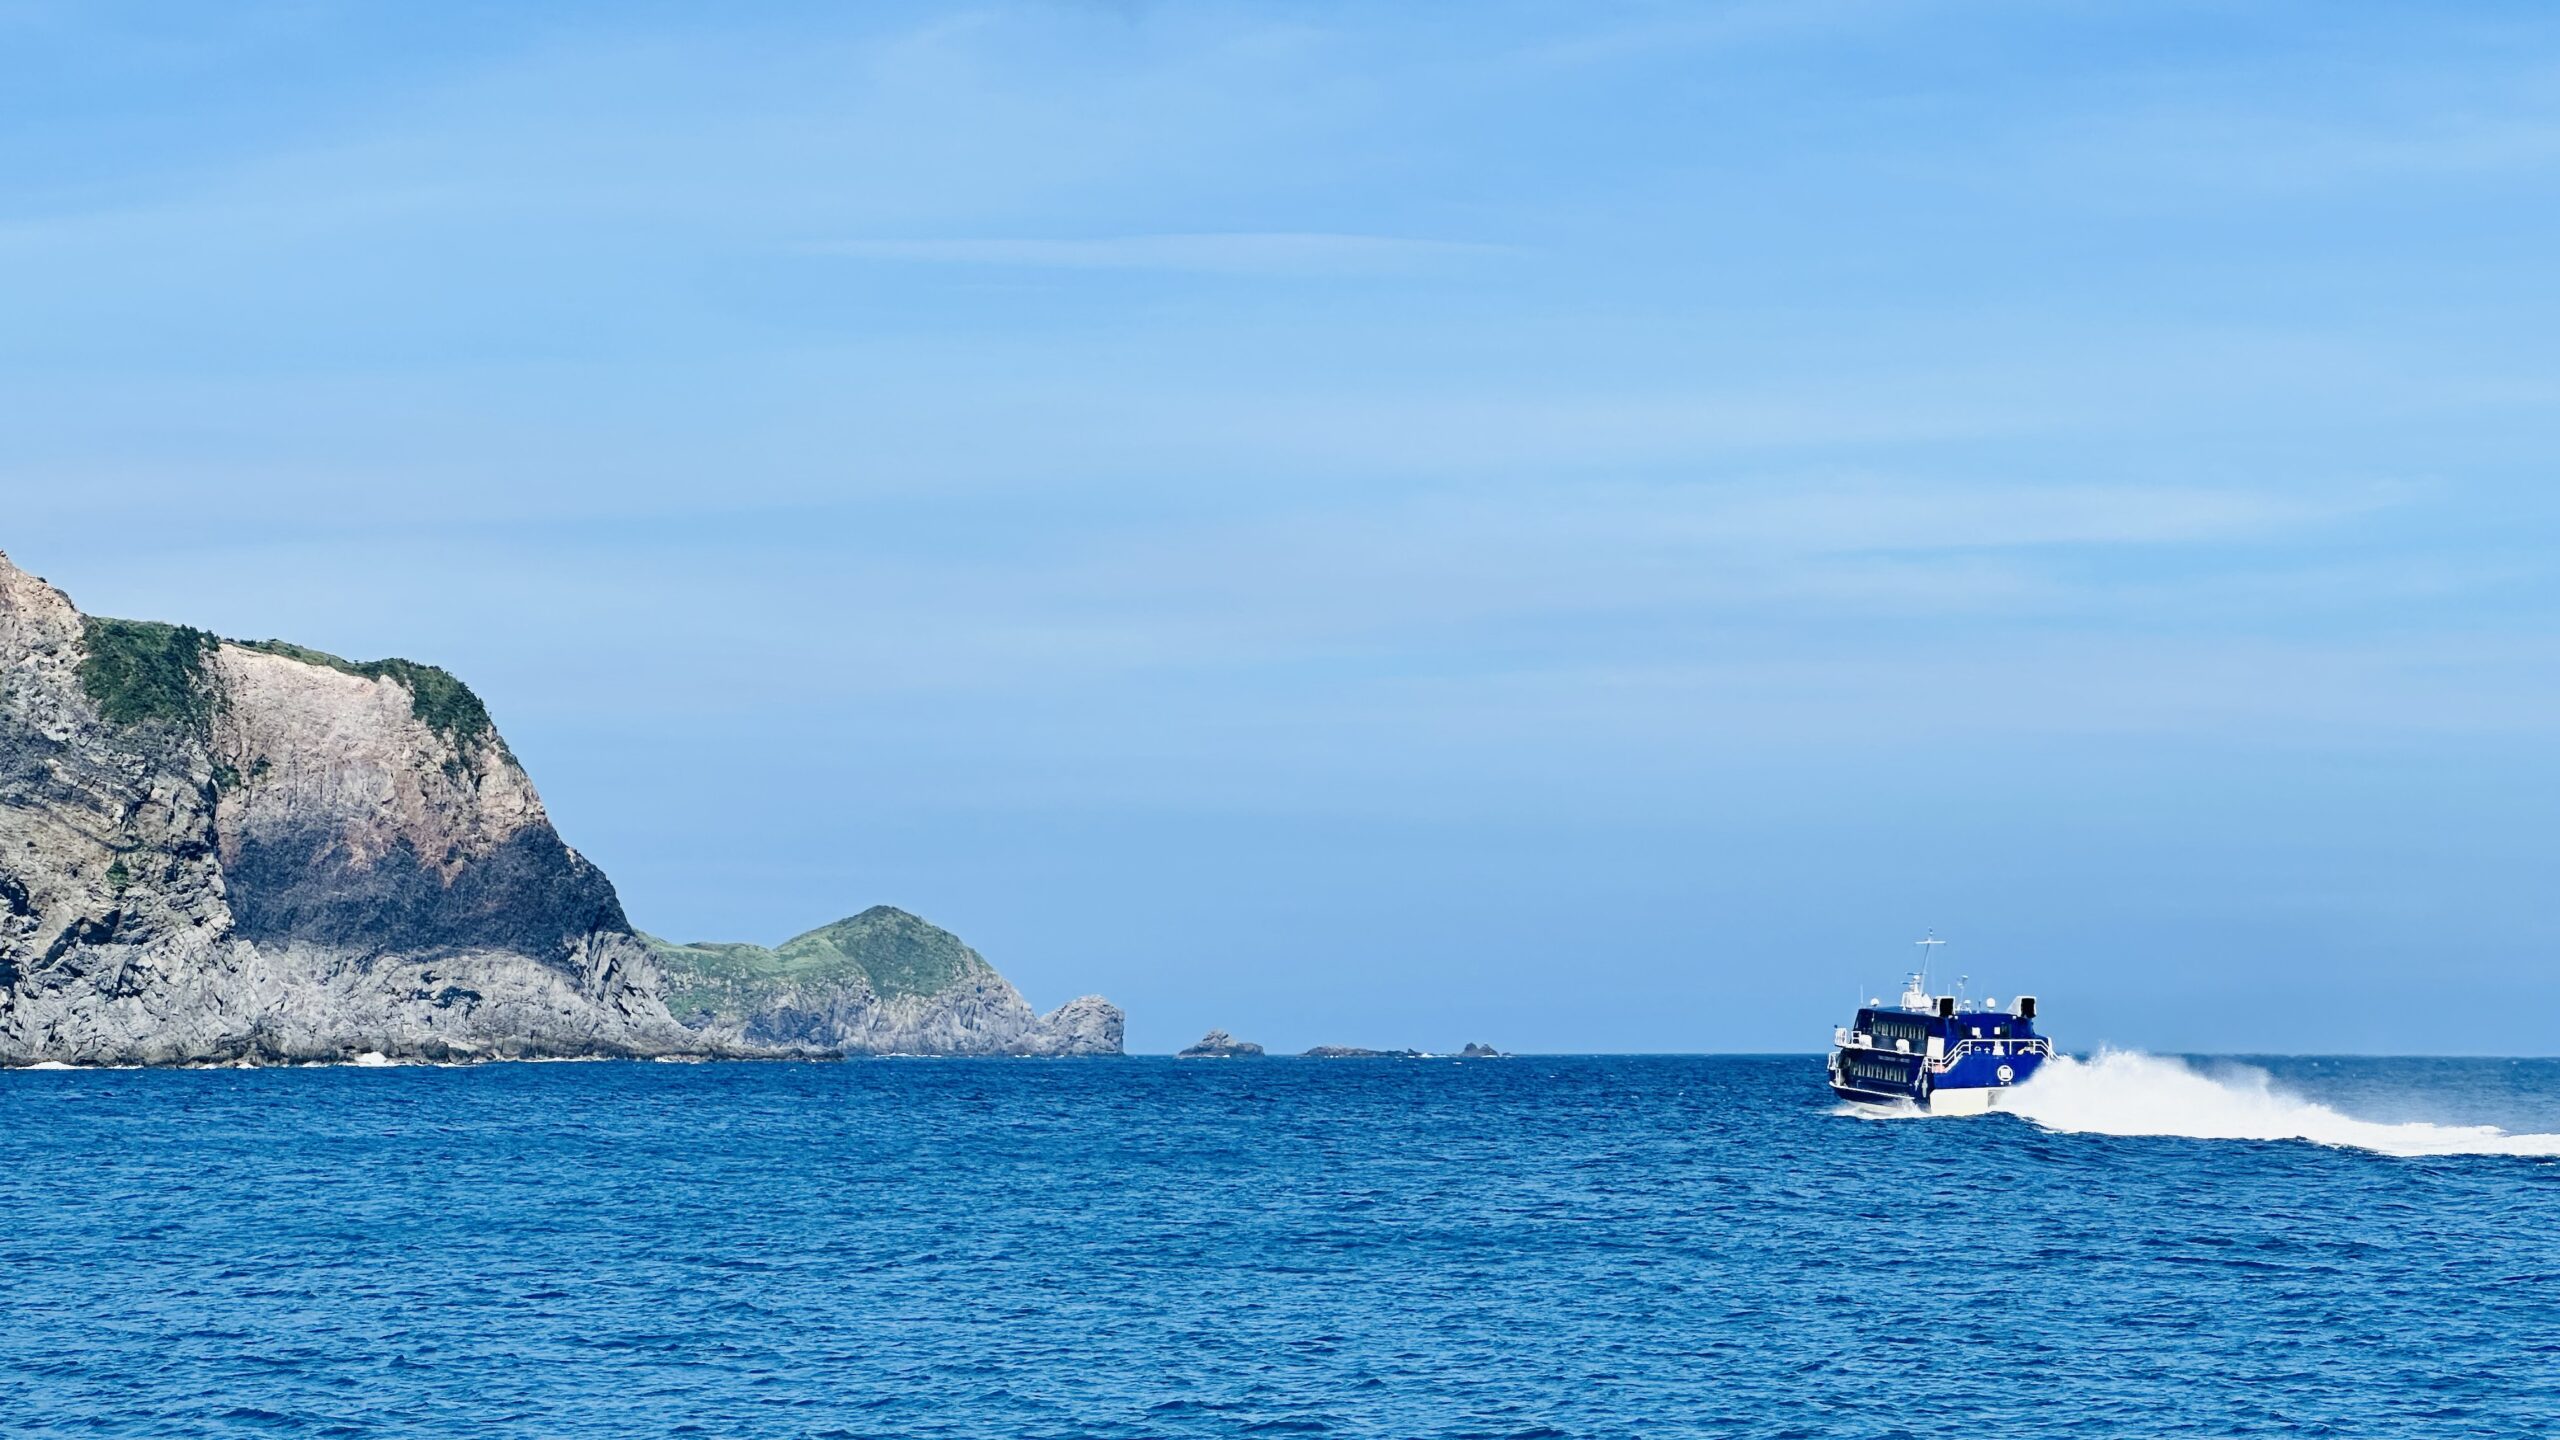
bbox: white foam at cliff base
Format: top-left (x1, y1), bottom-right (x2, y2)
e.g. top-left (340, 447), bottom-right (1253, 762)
top-left (2003, 1050), bottom-right (2560, 1158)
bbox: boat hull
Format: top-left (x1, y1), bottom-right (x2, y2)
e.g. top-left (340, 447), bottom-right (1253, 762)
top-left (1828, 1081), bottom-right (2019, 1114)
top-left (1828, 1044), bottom-right (2046, 1112)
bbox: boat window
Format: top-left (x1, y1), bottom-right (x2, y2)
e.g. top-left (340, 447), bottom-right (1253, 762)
top-left (1862, 1012), bottom-right (1933, 1049)
top-left (1841, 1053), bottom-right (1914, 1087)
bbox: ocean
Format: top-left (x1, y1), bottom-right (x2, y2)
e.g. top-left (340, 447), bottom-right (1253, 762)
top-left (2, 1054), bottom-right (2554, 1438)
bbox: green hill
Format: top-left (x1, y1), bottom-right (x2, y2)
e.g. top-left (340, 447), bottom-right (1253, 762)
top-left (645, 905), bottom-right (996, 1021)
top-left (770, 907), bottom-right (991, 999)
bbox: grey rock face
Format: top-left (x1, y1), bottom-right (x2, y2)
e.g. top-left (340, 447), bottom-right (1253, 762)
top-left (1460, 1042), bottom-right (1505, 1058)
top-left (1035, 994), bottom-right (1124, 1056)
top-left (1178, 1029), bottom-right (1264, 1058)
top-left (0, 549), bottom-right (702, 1065)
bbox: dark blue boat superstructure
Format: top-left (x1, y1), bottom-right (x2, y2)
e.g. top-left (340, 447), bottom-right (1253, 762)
top-left (1827, 965), bottom-right (2050, 1112)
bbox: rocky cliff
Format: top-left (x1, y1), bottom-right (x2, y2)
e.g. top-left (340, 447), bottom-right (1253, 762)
top-left (0, 549), bottom-right (1120, 1065)
top-left (646, 906), bottom-right (1122, 1057)
top-left (0, 549), bottom-right (702, 1063)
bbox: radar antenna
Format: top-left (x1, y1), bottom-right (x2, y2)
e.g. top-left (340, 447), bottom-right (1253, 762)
top-left (1901, 933), bottom-right (1945, 1012)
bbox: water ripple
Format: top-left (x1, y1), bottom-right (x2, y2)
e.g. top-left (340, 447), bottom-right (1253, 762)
top-left (0, 1056), bottom-right (2554, 1436)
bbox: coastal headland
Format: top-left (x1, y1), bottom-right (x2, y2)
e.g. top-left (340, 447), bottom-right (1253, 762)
top-left (0, 548), bottom-right (1120, 1066)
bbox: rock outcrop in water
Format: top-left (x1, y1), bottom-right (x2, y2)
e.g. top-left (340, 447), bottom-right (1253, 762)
top-left (1178, 1029), bottom-right (1263, 1058)
top-left (646, 907), bottom-right (1121, 1057)
top-left (0, 549), bottom-right (1122, 1065)
top-left (1302, 1045), bottom-right (1423, 1058)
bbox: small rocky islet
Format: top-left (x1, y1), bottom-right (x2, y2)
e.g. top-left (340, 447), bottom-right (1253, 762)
top-left (1303, 1042), bottom-right (1508, 1058)
top-left (1176, 1032), bottom-right (1506, 1059)
top-left (1301, 1045), bottom-right (1422, 1059)
top-left (1176, 1030), bottom-right (1265, 1058)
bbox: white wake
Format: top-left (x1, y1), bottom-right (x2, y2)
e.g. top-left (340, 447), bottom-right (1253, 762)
top-left (1998, 1050), bottom-right (2560, 1158)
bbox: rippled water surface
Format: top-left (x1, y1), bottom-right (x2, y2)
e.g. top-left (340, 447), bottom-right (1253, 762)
top-left (3, 1055), bottom-right (2557, 1437)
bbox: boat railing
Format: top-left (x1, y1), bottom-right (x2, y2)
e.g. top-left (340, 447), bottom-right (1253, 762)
top-left (1925, 1036), bottom-right (2052, 1073)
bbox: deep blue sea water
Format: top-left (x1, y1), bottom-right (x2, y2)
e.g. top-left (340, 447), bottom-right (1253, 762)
top-left (2, 1055), bottom-right (2556, 1438)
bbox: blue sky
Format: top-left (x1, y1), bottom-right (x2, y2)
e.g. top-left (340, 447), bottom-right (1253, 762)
top-left (8, 1), bottom-right (2560, 1052)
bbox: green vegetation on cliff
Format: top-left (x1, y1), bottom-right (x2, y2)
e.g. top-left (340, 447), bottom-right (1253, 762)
top-left (232, 639), bottom-right (496, 750)
top-left (774, 907), bottom-right (988, 1000)
top-left (645, 906), bottom-right (995, 1020)
top-left (641, 938), bottom-right (787, 1022)
top-left (77, 623), bottom-right (498, 753)
top-left (79, 618), bottom-right (219, 730)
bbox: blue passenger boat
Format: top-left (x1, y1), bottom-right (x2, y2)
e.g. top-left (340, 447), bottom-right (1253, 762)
top-left (1827, 939), bottom-right (2051, 1113)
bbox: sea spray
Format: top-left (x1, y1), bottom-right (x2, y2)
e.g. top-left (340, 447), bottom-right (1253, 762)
top-left (2003, 1049), bottom-right (2560, 1157)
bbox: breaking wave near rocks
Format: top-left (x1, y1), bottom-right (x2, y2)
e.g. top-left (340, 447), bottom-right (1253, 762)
top-left (2000, 1050), bottom-right (2560, 1157)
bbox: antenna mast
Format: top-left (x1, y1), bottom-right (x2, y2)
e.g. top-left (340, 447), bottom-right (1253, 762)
top-left (1902, 933), bottom-right (1945, 1011)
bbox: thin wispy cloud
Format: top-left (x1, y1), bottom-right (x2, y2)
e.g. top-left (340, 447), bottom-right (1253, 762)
top-left (1678, 480), bottom-right (2400, 554)
top-left (805, 232), bottom-right (1510, 276)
